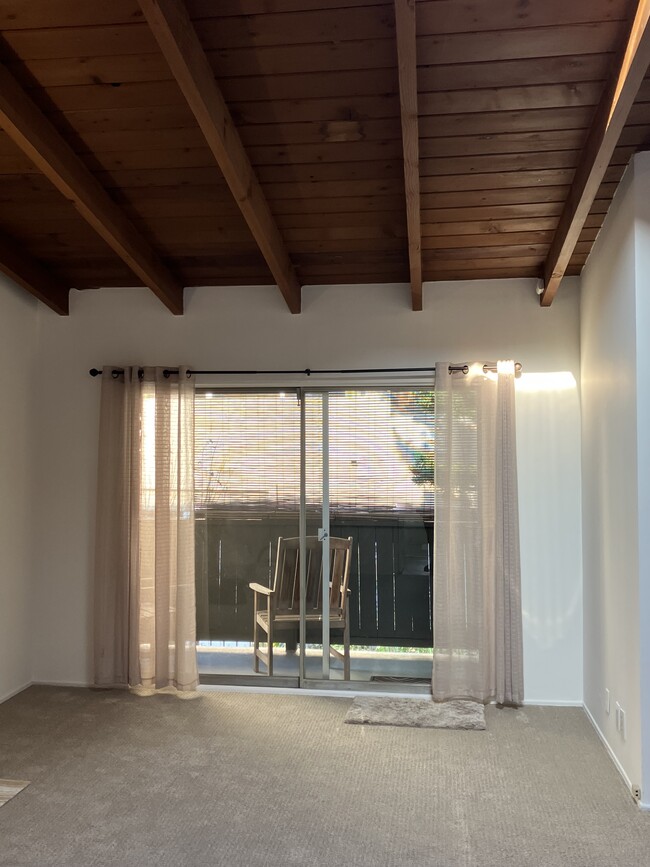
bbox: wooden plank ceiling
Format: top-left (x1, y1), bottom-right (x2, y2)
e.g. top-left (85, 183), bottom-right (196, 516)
top-left (0, 0), bottom-right (648, 313)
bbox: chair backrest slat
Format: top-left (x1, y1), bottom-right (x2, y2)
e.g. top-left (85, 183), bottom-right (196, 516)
top-left (273, 536), bottom-right (352, 615)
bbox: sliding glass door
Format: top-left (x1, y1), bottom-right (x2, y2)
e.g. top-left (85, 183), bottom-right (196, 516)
top-left (194, 385), bottom-right (434, 690)
top-left (194, 389), bottom-right (304, 684)
top-left (303, 388), bottom-right (434, 688)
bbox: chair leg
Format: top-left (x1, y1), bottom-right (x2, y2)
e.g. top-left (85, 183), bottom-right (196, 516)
top-left (267, 613), bottom-right (274, 677)
top-left (343, 615), bottom-right (350, 681)
top-left (253, 594), bottom-right (259, 673)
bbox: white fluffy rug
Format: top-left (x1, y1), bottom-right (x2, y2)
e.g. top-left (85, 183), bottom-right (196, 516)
top-left (344, 697), bottom-right (486, 729)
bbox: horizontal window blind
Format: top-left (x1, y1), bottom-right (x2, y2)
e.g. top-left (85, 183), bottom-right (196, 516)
top-left (195, 390), bottom-right (300, 512)
top-left (195, 389), bottom-right (434, 518)
top-left (306, 390), bottom-right (434, 518)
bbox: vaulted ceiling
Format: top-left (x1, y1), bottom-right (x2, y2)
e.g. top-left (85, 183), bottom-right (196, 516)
top-left (0, 0), bottom-right (648, 315)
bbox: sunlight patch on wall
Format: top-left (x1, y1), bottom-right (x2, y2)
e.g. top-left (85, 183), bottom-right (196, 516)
top-left (515, 372), bottom-right (577, 393)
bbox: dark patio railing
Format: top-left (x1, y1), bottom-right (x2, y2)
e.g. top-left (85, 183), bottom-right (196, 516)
top-left (195, 510), bottom-right (433, 648)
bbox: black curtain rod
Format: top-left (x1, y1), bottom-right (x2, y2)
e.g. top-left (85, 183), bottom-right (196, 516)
top-left (89, 363), bottom-right (522, 378)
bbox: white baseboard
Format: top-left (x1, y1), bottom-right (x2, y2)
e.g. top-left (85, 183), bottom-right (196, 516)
top-left (0, 680), bottom-right (32, 705)
top-left (639, 801), bottom-right (650, 812)
top-left (31, 680), bottom-right (92, 688)
top-left (27, 678), bottom-right (584, 706)
top-left (582, 703), bottom-right (636, 798)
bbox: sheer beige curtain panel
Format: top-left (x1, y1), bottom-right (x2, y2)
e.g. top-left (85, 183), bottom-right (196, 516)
top-left (432, 360), bottom-right (523, 705)
top-left (94, 366), bottom-right (198, 692)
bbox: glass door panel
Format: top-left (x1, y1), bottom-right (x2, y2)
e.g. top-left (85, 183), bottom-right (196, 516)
top-left (194, 389), bottom-right (303, 683)
top-left (303, 388), bottom-right (435, 687)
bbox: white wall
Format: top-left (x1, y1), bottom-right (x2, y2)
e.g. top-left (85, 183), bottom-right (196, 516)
top-left (581, 159), bottom-right (643, 791)
top-left (0, 274), bottom-right (38, 702)
top-left (32, 278), bottom-right (583, 704)
top-left (631, 152), bottom-right (650, 805)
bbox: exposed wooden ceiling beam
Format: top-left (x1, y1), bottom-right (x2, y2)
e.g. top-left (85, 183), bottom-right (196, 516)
top-left (138, 0), bottom-right (302, 314)
top-left (394, 0), bottom-right (423, 311)
top-left (0, 232), bottom-right (69, 315)
top-left (541, 0), bottom-right (650, 306)
top-left (0, 62), bottom-right (184, 315)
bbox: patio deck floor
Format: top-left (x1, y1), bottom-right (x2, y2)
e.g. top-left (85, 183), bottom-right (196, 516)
top-left (197, 645), bottom-right (432, 682)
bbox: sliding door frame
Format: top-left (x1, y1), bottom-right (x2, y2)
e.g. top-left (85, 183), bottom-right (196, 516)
top-left (298, 383), bottom-right (433, 693)
top-left (196, 378), bottom-right (433, 694)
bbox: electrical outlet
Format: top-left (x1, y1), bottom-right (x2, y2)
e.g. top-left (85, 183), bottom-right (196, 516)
top-left (605, 688), bottom-right (610, 714)
top-left (632, 785), bottom-right (641, 802)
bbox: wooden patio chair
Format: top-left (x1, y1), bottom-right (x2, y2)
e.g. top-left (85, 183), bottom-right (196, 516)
top-left (249, 535), bottom-right (353, 678)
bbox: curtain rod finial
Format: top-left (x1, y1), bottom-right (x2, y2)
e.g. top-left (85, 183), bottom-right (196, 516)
top-left (89, 368), bottom-right (101, 377)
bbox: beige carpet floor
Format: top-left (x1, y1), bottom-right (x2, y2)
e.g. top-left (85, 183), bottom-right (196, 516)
top-left (0, 685), bottom-right (648, 866)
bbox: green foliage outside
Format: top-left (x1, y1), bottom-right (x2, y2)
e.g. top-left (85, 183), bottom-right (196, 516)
top-left (391, 390), bottom-right (435, 491)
